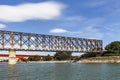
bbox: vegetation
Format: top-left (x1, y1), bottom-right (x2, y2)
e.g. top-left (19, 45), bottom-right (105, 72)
top-left (28, 55), bottom-right (53, 61)
top-left (80, 52), bottom-right (102, 59)
top-left (43, 54), bottom-right (52, 61)
top-left (105, 41), bottom-right (120, 54)
top-left (28, 55), bottom-right (41, 61)
top-left (26, 41), bottom-right (120, 61)
top-left (54, 51), bottom-right (72, 61)
top-left (27, 51), bottom-right (72, 61)
top-left (3, 59), bottom-right (8, 62)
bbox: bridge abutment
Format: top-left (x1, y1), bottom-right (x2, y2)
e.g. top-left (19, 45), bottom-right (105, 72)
top-left (9, 50), bottom-right (17, 65)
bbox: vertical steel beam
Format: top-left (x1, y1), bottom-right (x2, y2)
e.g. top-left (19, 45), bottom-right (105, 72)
top-left (10, 32), bottom-right (14, 49)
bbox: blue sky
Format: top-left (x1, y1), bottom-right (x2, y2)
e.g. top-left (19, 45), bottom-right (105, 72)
top-left (0, 0), bottom-right (120, 55)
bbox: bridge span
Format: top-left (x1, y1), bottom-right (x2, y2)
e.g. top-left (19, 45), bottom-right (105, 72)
top-left (0, 30), bottom-right (103, 64)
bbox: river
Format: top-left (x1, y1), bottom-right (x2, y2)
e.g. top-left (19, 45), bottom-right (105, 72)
top-left (0, 63), bottom-right (120, 80)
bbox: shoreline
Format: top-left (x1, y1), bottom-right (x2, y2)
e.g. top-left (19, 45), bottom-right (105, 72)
top-left (78, 60), bottom-right (120, 63)
top-left (28, 61), bottom-right (72, 63)
top-left (1, 56), bottom-right (120, 63)
top-left (29, 56), bottom-right (120, 63)
top-left (78, 56), bottom-right (120, 63)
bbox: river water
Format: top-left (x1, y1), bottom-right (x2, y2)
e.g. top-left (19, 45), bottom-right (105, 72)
top-left (0, 63), bottom-right (120, 80)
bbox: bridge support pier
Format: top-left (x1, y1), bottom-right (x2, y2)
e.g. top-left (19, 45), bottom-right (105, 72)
top-left (9, 50), bottom-right (17, 65)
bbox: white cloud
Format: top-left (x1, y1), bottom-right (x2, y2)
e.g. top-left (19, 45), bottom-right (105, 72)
top-left (69, 31), bottom-right (82, 34)
top-left (103, 23), bottom-right (120, 39)
top-left (81, 26), bottom-right (103, 39)
top-left (77, 26), bottom-right (103, 39)
top-left (54, 15), bottom-right (104, 39)
top-left (49, 26), bottom-right (103, 39)
top-left (0, 1), bottom-right (65, 22)
top-left (0, 24), bottom-right (6, 28)
top-left (104, 23), bottom-right (120, 32)
top-left (49, 28), bottom-right (68, 33)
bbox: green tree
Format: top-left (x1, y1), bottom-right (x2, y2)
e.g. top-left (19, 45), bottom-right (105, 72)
top-left (105, 41), bottom-right (120, 54)
top-left (28, 55), bottom-right (41, 61)
top-left (43, 54), bottom-right (52, 61)
top-left (54, 51), bottom-right (72, 61)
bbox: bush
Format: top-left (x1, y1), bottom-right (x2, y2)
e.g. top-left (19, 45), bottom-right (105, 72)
top-left (43, 54), bottom-right (52, 61)
top-left (80, 52), bottom-right (101, 59)
top-left (105, 41), bottom-right (120, 54)
top-left (28, 55), bottom-right (41, 61)
top-left (54, 51), bottom-right (72, 61)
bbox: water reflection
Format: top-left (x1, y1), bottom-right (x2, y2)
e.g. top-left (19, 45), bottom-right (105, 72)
top-left (54, 63), bottom-right (74, 80)
top-left (8, 65), bottom-right (17, 80)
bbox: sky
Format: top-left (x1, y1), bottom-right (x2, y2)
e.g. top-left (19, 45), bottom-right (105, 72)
top-left (0, 0), bottom-right (120, 56)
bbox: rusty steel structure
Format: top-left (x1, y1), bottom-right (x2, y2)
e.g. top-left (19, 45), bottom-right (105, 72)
top-left (0, 30), bottom-right (102, 52)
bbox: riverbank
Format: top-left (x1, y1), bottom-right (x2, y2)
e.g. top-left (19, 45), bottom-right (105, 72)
top-left (2, 56), bottom-right (120, 63)
top-left (27, 56), bottom-right (120, 63)
top-left (78, 56), bottom-right (120, 63)
top-left (29, 60), bottom-right (71, 63)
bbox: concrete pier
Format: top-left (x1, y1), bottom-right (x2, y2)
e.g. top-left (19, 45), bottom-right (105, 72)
top-left (9, 50), bottom-right (17, 65)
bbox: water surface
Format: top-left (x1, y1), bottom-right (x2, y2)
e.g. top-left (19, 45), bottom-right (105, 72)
top-left (0, 63), bottom-right (120, 80)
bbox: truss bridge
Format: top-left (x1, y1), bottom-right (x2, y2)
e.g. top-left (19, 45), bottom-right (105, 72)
top-left (0, 30), bottom-right (103, 64)
top-left (0, 30), bottom-right (102, 52)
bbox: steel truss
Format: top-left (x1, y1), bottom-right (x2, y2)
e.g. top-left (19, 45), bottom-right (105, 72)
top-left (0, 30), bottom-right (102, 52)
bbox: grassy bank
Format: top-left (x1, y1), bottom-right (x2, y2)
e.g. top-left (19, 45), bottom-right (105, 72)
top-left (79, 56), bottom-right (120, 63)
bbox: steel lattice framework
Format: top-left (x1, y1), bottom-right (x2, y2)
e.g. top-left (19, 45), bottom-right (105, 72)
top-left (0, 30), bottom-right (102, 52)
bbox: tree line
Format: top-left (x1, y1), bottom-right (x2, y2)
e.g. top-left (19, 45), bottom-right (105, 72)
top-left (28, 41), bottom-right (120, 61)
top-left (28, 51), bottom-right (72, 61)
